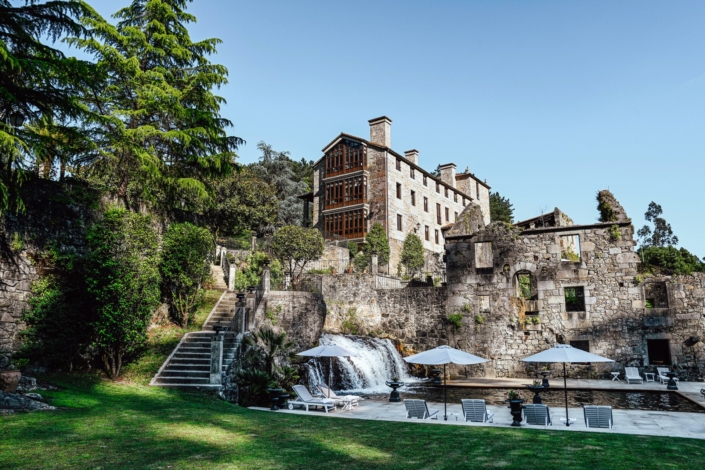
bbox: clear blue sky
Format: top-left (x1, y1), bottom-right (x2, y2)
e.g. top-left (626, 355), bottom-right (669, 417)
top-left (82, 1), bottom-right (705, 256)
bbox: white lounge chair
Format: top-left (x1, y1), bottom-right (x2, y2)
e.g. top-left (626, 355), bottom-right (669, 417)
top-left (584, 405), bottom-right (613, 428)
top-left (288, 385), bottom-right (336, 413)
top-left (404, 399), bottom-right (439, 420)
top-left (460, 399), bottom-right (494, 423)
top-left (523, 404), bottom-right (552, 426)
top-left (317, 384), bottom-right (362, 410)
top-left (624, 367), bottom-right (643, 384)
top-left (656, 368), bottom-right (679, 385)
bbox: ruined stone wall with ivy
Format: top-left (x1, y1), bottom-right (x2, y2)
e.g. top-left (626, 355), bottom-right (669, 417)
top-left (444, 219), bottom-right (705, 380)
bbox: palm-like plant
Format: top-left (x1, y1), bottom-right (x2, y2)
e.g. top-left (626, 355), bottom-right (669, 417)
top-left (253, 327), bottom-right (295, 377)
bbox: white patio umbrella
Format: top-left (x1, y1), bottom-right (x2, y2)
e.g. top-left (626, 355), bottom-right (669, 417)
top-left (404, 345), bottom-right (489, 420)
top-left (520, 344), bottom-right (614, 426)
top-left (297, 344), bottom-right (358, 398)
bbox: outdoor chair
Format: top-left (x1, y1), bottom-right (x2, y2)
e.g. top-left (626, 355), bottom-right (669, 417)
top-left (460, 399), bottom-right (494, 423)
top-left (317, 384), bottom-right (362, 409)
top-left (624, 367), bottom-right (643, 384)
top-left (404, 399), bottom-right (439, 420)
top-left (700, 389), bottom-right (705, 400)
top-left (523, 404), bottom-right (552, 426)
top-left (584, 405), bottom-right (613, 429)
top-left (656, 368), bottom-right (679, 385)
top-left (288, 385), bottom-right (336, 413)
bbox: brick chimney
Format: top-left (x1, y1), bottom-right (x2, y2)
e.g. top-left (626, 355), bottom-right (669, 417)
top-left (404, 149), bottom-right (419, 165)
top-left (439, 163), bottom-right (456, 188)
top-left (369, 116), bottom-right (392, 148)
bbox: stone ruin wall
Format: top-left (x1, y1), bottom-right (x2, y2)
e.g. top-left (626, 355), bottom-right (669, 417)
top-left (445, 221), bottom-right (705, 380)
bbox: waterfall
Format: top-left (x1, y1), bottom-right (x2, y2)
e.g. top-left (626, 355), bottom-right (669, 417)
top-left (306, 333), bottom-right (416, 393)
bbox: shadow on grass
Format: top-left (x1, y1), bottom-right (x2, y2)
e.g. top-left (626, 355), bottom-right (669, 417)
top-left (2, 376), bottom-right (704, 469)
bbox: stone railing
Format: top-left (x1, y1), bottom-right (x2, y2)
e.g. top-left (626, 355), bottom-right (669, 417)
top-left (375, 274), bottom-right (403, 289)
top-left (222, 254), bottom-right (236, 291)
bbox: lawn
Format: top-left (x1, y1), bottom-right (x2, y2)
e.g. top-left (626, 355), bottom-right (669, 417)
top-left (2, 288), bottom-right (704, 469)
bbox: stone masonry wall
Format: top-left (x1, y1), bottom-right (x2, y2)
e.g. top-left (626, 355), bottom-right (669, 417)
top-left (253, 291), bottom-right (327, 352)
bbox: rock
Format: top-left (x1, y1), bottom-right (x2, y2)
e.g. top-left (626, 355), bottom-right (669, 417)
top-left (0, 391), bottom-right (55, 411)
top-left (17, 375), bottom-right (37, 391)
top-left (24, 393), bottom-right (44, 401)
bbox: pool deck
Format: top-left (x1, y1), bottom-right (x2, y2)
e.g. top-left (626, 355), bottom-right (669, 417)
top-left (256, 379), bottom-right (705, 441)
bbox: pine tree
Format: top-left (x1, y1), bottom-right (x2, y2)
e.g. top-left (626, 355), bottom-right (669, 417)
top-left (0, 0), bottom-right (94, 213)
top-left (490, 191), bottom-right (514, 223)
top-left (70, 0), bottom-right (242, 211)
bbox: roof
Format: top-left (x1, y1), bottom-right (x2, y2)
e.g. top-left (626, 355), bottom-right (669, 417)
top-left (455, 171), bottom-right (490, 189)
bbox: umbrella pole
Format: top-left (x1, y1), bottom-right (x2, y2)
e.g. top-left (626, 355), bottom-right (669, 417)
top-left (328, 357), bottom-right (332, 398)
top-left (444, 363), bottom-right (447, 421)
top-left (564, 362), bottom-right (569, 426)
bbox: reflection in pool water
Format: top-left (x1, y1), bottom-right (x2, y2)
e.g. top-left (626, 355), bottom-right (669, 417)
top-left (362, 383), bottom-right (705, 414)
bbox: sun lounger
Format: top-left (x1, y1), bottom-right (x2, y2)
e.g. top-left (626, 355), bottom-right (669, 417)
top-left (404, 399), bottom-right (439, 420)
top-left (288, 385), bottom-right (336, 413)
top-left (523, 404), bottom-right (552, 426)
top-left (584, 405), bottom-right (613, 428)
top-left (656, 368), bottom-right (679, 385)
top-left (460, 399), bottom-right (494, 423)
top-left (624, 367), bottom-right (643, 384)
top-left (317, 384), bottom-right (362, 410)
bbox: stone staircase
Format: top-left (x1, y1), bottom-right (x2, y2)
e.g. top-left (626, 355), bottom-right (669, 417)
top-left (151, 291), bottom-right (241, 388)
top-left (211, 264), bottom-right (228, 290)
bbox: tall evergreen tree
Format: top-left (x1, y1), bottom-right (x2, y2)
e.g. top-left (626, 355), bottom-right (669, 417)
top-left (71, 0), bottom-right (242, 211)
top-left (0, 0), bottom-right (95, 213)
top-left (490, 191), bottom-right (514, 223)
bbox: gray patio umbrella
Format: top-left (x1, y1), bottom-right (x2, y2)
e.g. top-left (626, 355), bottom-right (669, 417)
top-left (297, 344), bottom-right (358, 398)
top-left (520, 344), bottom-right (614, 426)
top-left (404, 345), bottom-right (489, 421)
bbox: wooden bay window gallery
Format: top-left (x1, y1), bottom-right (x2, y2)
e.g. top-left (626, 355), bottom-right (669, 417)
top-left (324, 175), bottom-right (367, 209)
top-left (323, 209), bottom-right (367, 240)
top-left (324, 139), bottom-right (367, 177)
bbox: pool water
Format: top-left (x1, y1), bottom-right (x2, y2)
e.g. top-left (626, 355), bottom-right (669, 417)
top-left (364, 384), bottom-right (705, 414)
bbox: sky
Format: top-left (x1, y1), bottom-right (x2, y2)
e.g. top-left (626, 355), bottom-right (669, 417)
top-left (77, 1), bottom-right (705, 256)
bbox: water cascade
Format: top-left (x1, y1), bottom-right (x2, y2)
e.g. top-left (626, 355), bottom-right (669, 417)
top-left (306, 333), bottom-right (416, 393)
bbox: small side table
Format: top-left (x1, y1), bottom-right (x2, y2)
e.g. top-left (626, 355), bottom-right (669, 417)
top-left (611, 372), bottom-right (621, 382)
top-left (645, 372), bottom-right (655, 382)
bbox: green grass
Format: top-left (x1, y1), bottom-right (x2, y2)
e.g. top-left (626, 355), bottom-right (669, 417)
top-left (3, 287), bottom-right (704, 469)
top-left (2, 377), bottom-right (704, 469)
top-left (118, 289), bottom-right (222, 385)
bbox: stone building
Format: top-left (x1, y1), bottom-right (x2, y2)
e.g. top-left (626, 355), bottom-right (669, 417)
top-left (310, 116), bottom-right (491, 273)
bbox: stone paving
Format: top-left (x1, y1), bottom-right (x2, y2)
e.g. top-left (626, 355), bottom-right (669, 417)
top-left (255, 379), bottom-right (705, 441)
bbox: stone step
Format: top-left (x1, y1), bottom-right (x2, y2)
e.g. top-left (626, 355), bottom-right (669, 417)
top-left (169, 359), bottom-right (210, 366)
top-left (153, 376), bottom-right (211, 385)
top-left (160, 370), bottom-right (210, 378)
top-left (173, 353), bottom-right (210, 360)
top-left (164, 364), bottom-right (211, 372)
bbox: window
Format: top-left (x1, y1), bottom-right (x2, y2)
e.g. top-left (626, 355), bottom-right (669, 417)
top-left (396, 183), bottom-right (401, 199)
top-left (423, 175), bottom-right (428, 186)
top-left (647, 339), bottom-right (671, 365)
top-left (560, 235), bottom-right (581, 262)
top-left (454, 211), bottom-right (458, 221)
top-left (445, 207), bottom-right (449, 222)
top-left (323, 209), bottom-right (367, 240)
top-left (444, 187), bottom-right (449, 198)
top-left (644, 282), bottom-right (669, 308)
top-left (474, 242), bottom-right (493, 268)
top-left (324, 139), bottom-right (366, 177)
top-left (435, 229), bottom-right (439, 244)
top-left (479, 295), bottom-right (491, 313)
top-left (397, 214), bottom-right (402, 231)
top-left (423, 197), bottom-right (428, 212)
top-left (564, 286), bottom-right (585, 312)
top-left (462, 197), bottom-right (466, 206)
top-left (436, 204), bottom-right (442, 224)
top-left (425, 225), bottom-right (430, 241)
top-left (410, 167), bottom-right (415, 179)
top-left (396, 158), bottom-right (401, 171)
top-left (411, 190), bottom-right (416, 206)
top-left (324, 175), bottom-right (367, 209)
top-left (454, 192), bottom-right (458, 203)
top-left (436, 182), bottom-right (440, 193)
top-left (517, 273), bottom-right (534, 300)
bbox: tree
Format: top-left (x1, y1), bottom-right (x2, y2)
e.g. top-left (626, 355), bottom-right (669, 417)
top-left (85, 208), bottom-right (161, 378)
top-left (637, 202), bottom-right (678, 248)
top-left (249, 141), bottom-right (309, 228)
top-left (160, 222), bottom-right (212, 328)
top-left (271, 225), bottom-right (324, 283)
top-left (400, 233), bottom-right (424, 278)
top-left (430, 164), bottom-right (441, 177)
top-left (71, 0), bottom-right (242, 212)
top-left (490, 191), bottom-right (514, 224)
top-left (363, 222), bottom-right (390, 265)
top-left (203, 169), bottom-right (278, 237)
top-left (1, 0), bottom-right (95, 213)
top-left (640, 246), bottom-right (705, 275)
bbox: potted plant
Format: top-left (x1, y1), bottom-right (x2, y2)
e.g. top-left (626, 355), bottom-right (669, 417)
top-left (346, 263), bottom-right (354, 274)
top-left (505, 389), bottom-right (525, 426)
top-left (526, 379), bottom-right (546, 404)
top-left (526, 315), bottom-right (541, 331)
top-left (267, 380), bottom-right (284, 411)
top-left (0, 356), bottom-right (27, 393)
top-left (385, 376), bottom-right (404, 402)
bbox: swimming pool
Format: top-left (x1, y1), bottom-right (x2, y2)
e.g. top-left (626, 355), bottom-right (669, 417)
top-left (364, 384), bottom-right (705, 413)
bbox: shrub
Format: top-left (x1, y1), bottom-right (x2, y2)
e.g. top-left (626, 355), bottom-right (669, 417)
top-left (447, 313), bottom-right (463, 332)
top-left (401, 233), bottom-right (424, 278)
top-left (85, 209), bottom-right (161, 379)
top-left (640, 246), bottom-right (705, 275)
top-left (160, 222), bottom-right (213, 328)
top-left (272, 226), bottom-right (324, 283)
top-left (609, 224), bottom-right (622, 241)
top-left (233, 251), bottom-right (283, 291)
top-left (363, 222), bottom-right (390, 264)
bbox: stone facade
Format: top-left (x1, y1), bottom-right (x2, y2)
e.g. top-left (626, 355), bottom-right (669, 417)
top-left (311, 116), bottom-right (491, 276)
